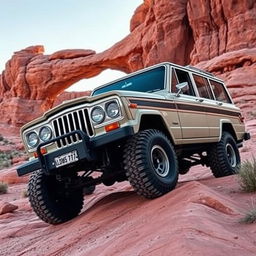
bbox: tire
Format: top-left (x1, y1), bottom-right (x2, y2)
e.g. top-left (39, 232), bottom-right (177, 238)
top-left (208, 132), bottom-right (240, 177)
top-left (123, 129), bottom-right (178, 199)
top-left (28, 170), bottom-right (84, 225)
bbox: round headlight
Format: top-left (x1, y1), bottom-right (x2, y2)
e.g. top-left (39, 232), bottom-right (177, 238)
top-left (27, 132), bottom-right (39, 148)
top-left (91, 107), bottom-right (105, 124)
top-left (39, 126), bottom-right (52, 142)
top-left (106, 102), bottom-right (120, 118)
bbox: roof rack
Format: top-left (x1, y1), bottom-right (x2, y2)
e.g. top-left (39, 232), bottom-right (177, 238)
top-left (186, 65), bottom-right (214, 77)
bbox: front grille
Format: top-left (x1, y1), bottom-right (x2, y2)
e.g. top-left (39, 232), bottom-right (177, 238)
top-left (52, 108), bottom-right (93, 147)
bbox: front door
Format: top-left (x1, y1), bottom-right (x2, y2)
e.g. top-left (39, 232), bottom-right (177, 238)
top-left (171, 68), bottom-right (208, 139)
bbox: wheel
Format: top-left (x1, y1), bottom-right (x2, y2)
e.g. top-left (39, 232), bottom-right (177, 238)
top-left (123, 129), bottom-right (178, 199)
top-left (28, 170), bottom-right (84, 225)
top-left (208, 132), bottom-right (240, 177)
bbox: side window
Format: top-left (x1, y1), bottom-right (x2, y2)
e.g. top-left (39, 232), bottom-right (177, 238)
top-left (193, 74), bottom-right (214, 99)
top-left (174, 68), bottom-right (195, 96)
top-left (209, 80), bottom-right (232, 103)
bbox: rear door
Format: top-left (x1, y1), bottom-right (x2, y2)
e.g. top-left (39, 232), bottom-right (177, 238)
top-left (207, 79), bottom-right (240, 138)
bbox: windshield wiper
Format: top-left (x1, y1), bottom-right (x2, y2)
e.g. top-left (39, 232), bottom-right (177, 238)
top-left (146, 89), bottom-right (162, 93)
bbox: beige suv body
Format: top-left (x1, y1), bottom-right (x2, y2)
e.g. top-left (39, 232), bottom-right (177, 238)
top-left (17, 62), bottom-right (250, 224)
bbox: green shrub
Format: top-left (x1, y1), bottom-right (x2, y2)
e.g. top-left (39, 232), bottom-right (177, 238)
top-left (0, 150), bottom-right (27, 170)
top-left (240, 208), bottom-right (256, 224)
top-left (0, 181), bottom-right (8, 194)
top-left (238, 158), bottom-right (256, 192)
top-left (0, 152), bottom-right (12, 169)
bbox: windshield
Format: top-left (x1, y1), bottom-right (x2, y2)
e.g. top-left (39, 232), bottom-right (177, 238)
top-left (92, 66), bottom-right (166, 96)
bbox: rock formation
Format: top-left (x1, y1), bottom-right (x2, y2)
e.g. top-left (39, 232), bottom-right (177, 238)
top-left (187, 0), bottom-right (256, 64)
top-left (0, 201), bottom-right (18, 215)
top-left (0, 0), bottom-right (255, 131)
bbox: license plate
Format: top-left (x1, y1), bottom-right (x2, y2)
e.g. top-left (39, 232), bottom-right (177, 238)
top-left (54, 150), bottom-right (79, 168)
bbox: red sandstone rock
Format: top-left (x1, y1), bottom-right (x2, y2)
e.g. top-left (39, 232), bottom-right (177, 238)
top-left (187, 0), bottom-right (256, 64)
top-left (0, 166), bottom-right (28, 184)
top-left (0, 201), bottom-right (18, 215)
top-left (49, 49), bottom-right (96, 61)
top-left (53, 91), bottom-right (91, 107)
top-left (0, 173), bottom-right (256, 255)
top-left (196, 48), bottom-right (256, 120)
top-left (11, 156), bottom-right (28, 165)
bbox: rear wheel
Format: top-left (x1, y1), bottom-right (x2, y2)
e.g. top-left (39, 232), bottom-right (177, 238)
top-left (123, 129), bottom-right (178, 199)
top-left (208, 132), bottom-right (240, 177)
top-left (28, 170), bottom-right (84, 224)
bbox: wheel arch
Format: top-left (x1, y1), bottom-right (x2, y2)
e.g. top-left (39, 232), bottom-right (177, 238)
top-left (138, 114), bottom-right (175, 144)
top-left (219, 120), bottom-right (237, 142)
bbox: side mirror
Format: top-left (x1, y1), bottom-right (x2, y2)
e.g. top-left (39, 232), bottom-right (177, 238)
top-left (176, 82), bottom-right (189, 97)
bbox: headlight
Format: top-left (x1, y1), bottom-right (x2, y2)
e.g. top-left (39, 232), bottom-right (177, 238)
top-left (91, 107), bottom-right (105, 124)
top-left (106, 102), bottom-right (120, 118)
top-left (27, 132), bottom-right (39, 148)
top-left (39, 126), bottom-right (52, 142)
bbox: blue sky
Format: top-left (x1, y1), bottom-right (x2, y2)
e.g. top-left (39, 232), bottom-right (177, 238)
top-left (1, 0), bottom-right (142, 91)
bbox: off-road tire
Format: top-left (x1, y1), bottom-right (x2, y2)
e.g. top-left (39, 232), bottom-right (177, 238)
top-left (28, 170), bottom-right (84, 225)
top-left (208, 132), bottom-right (240, 177)
top-left (123, 129), bottom-right (178, 199)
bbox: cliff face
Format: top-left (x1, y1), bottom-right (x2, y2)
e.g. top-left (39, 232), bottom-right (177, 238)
top-left (0, 0), bottom-right (256, 131)
top-left (188, 0), bottom-right (256, 63)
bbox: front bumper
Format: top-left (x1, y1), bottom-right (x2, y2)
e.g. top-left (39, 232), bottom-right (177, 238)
top-left (17, 126), bottom-right (134, 176)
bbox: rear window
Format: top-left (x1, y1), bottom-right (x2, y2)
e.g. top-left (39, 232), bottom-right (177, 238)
top-left (209, 80), bottom-right (232, 103)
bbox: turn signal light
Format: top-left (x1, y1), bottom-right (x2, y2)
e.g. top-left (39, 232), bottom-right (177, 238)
top-left (33, 147), bottom-right (47, 158)
top-left (128, 103), bottom-right (138, 109)
top-left (105, 122), bottom-right (120, 132)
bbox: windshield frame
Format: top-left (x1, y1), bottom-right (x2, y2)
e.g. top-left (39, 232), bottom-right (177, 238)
top-left (91, 64), bottom-right (168, 96)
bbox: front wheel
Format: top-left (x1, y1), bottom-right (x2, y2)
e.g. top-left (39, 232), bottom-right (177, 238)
top-left (28, 170), bottom-right (84, 224)
top-left (123, 129), bottom-right (178, 199)
top-left (208, 132), bottom-right (240, 177)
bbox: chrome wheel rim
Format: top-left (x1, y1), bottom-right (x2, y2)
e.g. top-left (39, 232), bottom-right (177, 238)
top-left (226, 143), bottom-right (237, 167)
top-left (151, 145), bottom-right (169, 177)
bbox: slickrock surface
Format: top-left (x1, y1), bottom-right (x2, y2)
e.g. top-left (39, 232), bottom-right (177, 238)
top-left (0, 169), bottom-right (256, 256)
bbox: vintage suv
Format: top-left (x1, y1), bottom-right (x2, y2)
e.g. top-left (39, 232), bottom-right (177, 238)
top-left (17, 62), bottom-right (250, 224)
